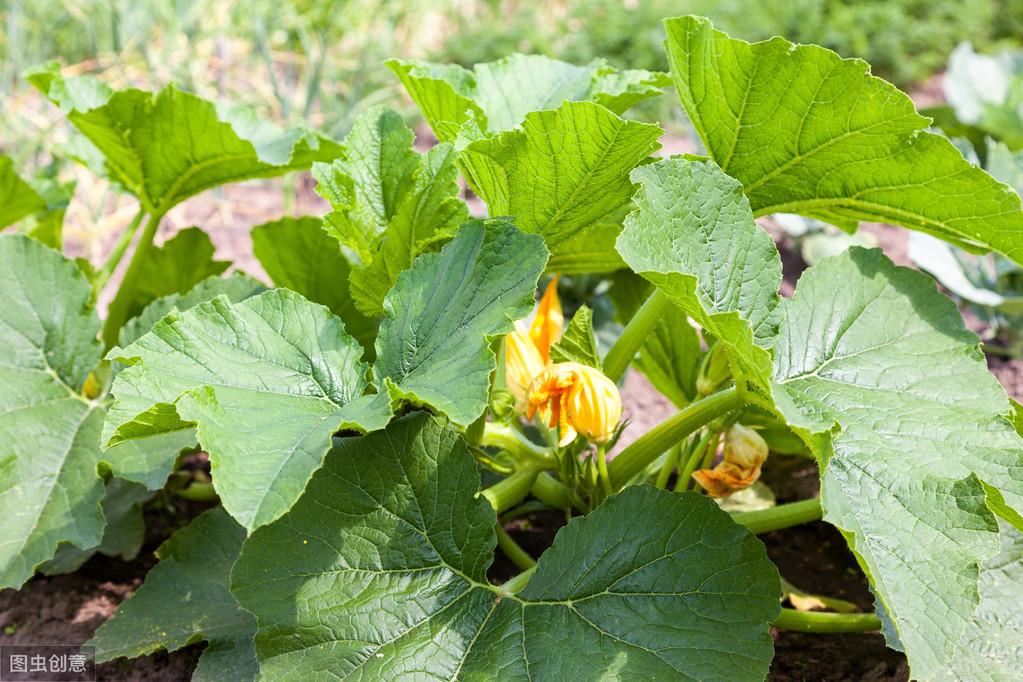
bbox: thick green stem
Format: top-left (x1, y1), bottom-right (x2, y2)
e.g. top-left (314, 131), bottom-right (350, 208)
top-left (482, 422), bottom-right (553, 465)
top-left (495, 525), bottom-right (537, 571)
top-left (732, 498), bottom-right (822, 534)
top-left (676, 428), bottom-right (716, 492)
top-left (781, 577), bottom-right (859, 614)
top-left (481, 464), bottom-right (543, 513)
top-left (500, 566), bottom-right (536, 595)
top-left (94, 208), bottom-right (145, 294)
top-left (608, 388), bottom-right (743, 489)
top-left (102, 211), bottom-right (165, 349)
top-left (772, 608), bottom-right (881, 633)
top-left (596, 445), bottom-right (612, 497)
top-left (697, 431), bottom-right (721, 471)
top-left (531, 472), bottom-right (572, 509)
top-left (654, 442), bottom-right (685, 490)
top-left (603, 288), bottom-right (670, 382)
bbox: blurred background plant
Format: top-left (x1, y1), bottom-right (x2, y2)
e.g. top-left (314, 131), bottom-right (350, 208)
top-left (4, 0), bottom-right (1023, 330)
top-left (6, 0), bottom-right (1023, 150)
top-left (910, 42), bottom-right (1023, 358)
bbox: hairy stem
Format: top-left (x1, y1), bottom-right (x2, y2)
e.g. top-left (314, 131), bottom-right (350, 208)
top-left (482, 422), bottom-right (553, 464)
top-left (654, 442), bottom-right (685, 490)
top-left (94, 208), bottom-right (145, 294)
top-left (608, 387), bottom-right (743, 489)
top-left (481, 463), bottom-right (544, 513)
top-left (603, 288), bottom-right (670, 382)
top-left (732, 498), bottom-right (823, 534)
top-left (596, 445), bottom-right (612, 498)
top-left (531, 472), bottom-right (572, 509)
top-left (500, 566), bottom-right (536, 595)
top-left (772, 608), bottom-right (881, 633)
top-left (101, 211), bottom-right (165, 349)
top-left (495, 525), bottom-right (537, 571)
top-left (675, 428), bottom-right (716, 492)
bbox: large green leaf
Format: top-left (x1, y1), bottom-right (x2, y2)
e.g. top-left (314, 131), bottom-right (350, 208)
top-left (118, 272), bottom-right (265, 349)
top-left (129, 227), bottom-right (229, 320)
top-left (770, 247), bottom-right (1023, 677)
top-left (616, 157), bottom-right (781, 402)
top-left (27, 63), bottom-right (341, 214)
top-left (231, 413), bottom-right (780, 681)
top-left (0, 235), bottom-right (105, 589)
top-left (373, 220), bottom-right (547, 427)
top-left (666, 16), bottom-right (1023, 265)
top-left (463, 101), bottom-right (661, 266)
top-left (108, 273), bottom-right (265, 491)
top-left (104, 288), bottom-right (392, 531)
top-left (314, 107), bottom-right (468, 317)
top-left (608, 270), bottom-right (702, 408)
top-left (21, 172), bottom-right (75, 250)
top-left (0, 155), bottom-right (45, 230)
top-left (388, 54), bottom-right (668, 141)
top-left (90, 507), bottom-right (257, 682)
top-left (314, 106), bottom-right (419, 262)
top-left (40, 479), bottom-right (152, 575)
top-left (251, 216), bottom-right (377, 352)
top-left (546, 220), bottom-right (629, 274)
top-left (937, 521), bottom-right (1023, 681)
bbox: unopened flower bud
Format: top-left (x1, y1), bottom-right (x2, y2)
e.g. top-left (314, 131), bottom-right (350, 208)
top-left (696, 342), bottom-right (731, 396)
top-left (82, 372), bottom-right (101, 400)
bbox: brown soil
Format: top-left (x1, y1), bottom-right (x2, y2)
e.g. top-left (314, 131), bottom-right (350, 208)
top-left (0, 497), bottom-right (214, 681)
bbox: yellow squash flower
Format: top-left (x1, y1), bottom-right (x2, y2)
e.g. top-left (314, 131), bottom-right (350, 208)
top-left (692, 423), bottom-right (769, 498)
top-left (505, 276), bottom-right (563, 407)
top-left (526, 362), bottom-right (622, 447)
top-left (504, 323), bottom-right (545, 407)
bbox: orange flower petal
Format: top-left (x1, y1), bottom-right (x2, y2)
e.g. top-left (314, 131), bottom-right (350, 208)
top-left (528, 275), bottom-right (563, 362)
top-left (691, 461), bottom-right (763, 498)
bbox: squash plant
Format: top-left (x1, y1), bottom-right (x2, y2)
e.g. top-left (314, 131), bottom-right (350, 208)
top-left (2, 15), bottom-right (1023, 681)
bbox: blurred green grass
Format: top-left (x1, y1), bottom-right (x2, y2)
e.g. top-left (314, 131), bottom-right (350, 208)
top-left (3, 0), bottom-right (1021, 175)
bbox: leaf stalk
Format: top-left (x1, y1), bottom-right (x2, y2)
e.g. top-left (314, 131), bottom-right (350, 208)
top-left (481, 422), bottom-right (553, 465)
top-left (482, 462), bottom-right (545, 513)
top-left (772, 608), bottom-right (881, 633)
top-left (93, 207), bottom-right (145, 294)
top-left (731, 498), bottom-right (823, 534)
top-left (603, 288), bottom-right (670, 382)
top-left (101, 210), bottom-right (166, 349)
top-left (495, 525), bottom-right (537, 572)
top-left (608, 387), bottom-right (743, 489)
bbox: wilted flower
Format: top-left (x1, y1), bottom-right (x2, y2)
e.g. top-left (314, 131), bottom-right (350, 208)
top-left (692, 423), bottom-right (769, 498)
top-left (526, 362), bottom-right (622, 447)
top-left (504, 276), bottom-right (563, 407)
